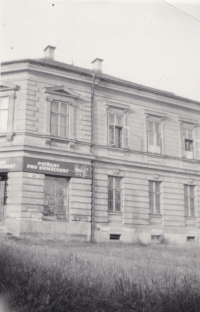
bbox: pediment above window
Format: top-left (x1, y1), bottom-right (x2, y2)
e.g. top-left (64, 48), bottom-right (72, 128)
top-left (43, 85), bottom-right (80, 99)
top-left (144, 109), bottom-right (166, 119)
top-left (178, 116), bottom-right (199, 126)
top-left (0, 82), bottom-right (19, 92)
top-left (105, 100), bottom-right (130, 112)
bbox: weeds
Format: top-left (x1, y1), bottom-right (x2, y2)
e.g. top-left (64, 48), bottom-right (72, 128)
top-left (0, 238), bottom-right (200, 311)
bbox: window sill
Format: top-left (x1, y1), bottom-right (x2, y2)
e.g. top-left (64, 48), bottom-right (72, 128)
top-left (43, 135), bottom-right (76, 145)
top-left (181, 157), bottom-right (198, 163)
top-left (107, 146), bottom-right (129, 151)
top-left (108, 211), bottom-right (123, 214)
top-left (149, 214), bottom-right (162, 217)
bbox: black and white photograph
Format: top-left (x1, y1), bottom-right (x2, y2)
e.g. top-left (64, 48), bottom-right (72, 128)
top-left (0, 0), bottom-right (200, 311)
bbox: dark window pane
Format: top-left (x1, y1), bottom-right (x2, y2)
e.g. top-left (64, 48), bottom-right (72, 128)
top-left (149, 181), bottom-right (154, 192)
top-left (108, 190), bottom-right (113, 201)
top-left (61, 103), bottom-right (68, 114)
top-left (108, 177), bottom-right (113, 189)
top-left (184, 185), bottom-right (188, 197)
top-left (149, 193), bottom-right (154, 213)
top-left (156, 134), bottom-right (161, 146)
top-left (155, 182), bottom-right (160, 193)
top-left (52, 101), bottom-right (59, 113)
top-left (109, 125), bottom-right (114, 145)
top-left (185, 140), bottom-right (193, 151)
top-left (190, 198), bottom-right (195, 216)
top-left (115, 191), bottom-right (121, 201)
top-left (115, 178), bottom-right (121, 189)
top-left (108, 201), bottom-right (113, 211)
top-left (115, 201), bottom-right (121, 212)
top-left (115, 127), bottom-right (122, 148)
top-left (155, 195), bottom-right (160, 214)
top-left (190, 186), bottom-right (194, 196)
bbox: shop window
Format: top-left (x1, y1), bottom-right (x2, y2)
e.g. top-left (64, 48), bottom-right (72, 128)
top-left (108, 176), bottom-right (122, 212)
top-left (184, 185), bottom-right (195, 217)
top-left (51, 100), bottom-right (69, 137)
top-left (108, 113), bottom-right (129, 149)
top-left (149, 181), bottom-right (161, 214)
top-left (147, 120), bottom-right (162, 154)
top-left (44, 176), bottom-right (69, 220)
top-left (0, 97), bottom-right (9, 133)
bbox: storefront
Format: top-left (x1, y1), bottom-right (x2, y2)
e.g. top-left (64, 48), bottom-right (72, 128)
top-left (1, 156), bottom-right (92, 240)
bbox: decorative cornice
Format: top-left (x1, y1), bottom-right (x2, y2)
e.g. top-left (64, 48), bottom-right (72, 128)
top-left (105, 100), bottom-right (130, 112)
top-left (144, 109), bottom-right (167, 119)
top-left (178, 116), bottom-right (199, 125)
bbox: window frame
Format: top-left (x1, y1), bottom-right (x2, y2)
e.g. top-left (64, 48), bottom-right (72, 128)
top-left (106, 107), bottom-right (129, 149)
top-left (108, 176), bottom-right (122, 212)
top-left (50, 100), bottom-right (69, 138)
top-left (181, 126), bottom-right (194, 159)
top-left (45, 95), bottom-right (76, 141)
top-left (147, 120), bottom-right (162, 154)
top-left (184, 184), bottom-right (195, 217)
top-left (0, 97), bottom-right (9, 133)
top-left (149, 180), bottom-right (161, 215)
top-left (0, 85), bottom-right (17, 140)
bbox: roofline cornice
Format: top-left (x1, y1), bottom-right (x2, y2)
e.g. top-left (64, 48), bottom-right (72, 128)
top-left (1, 58), bottom-right (200, 106)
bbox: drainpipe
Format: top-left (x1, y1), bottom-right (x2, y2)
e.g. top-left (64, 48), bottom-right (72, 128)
top-left (91, 74), bottom-right (95, 243)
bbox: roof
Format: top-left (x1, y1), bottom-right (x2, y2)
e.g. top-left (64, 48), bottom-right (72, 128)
top-left (1, 57), bottom-right (200, 105)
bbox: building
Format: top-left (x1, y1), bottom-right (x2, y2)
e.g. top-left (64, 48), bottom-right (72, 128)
top-left (1, 46), bottom-right (200, 243)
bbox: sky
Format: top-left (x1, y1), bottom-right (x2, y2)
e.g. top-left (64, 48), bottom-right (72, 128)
top-left (1, 0), bottom-right (200, 101)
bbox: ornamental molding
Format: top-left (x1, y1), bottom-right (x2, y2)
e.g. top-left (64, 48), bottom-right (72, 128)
top-left (147, 174), bottom-right (163, 182)
top-left (43, 85), bottom-right (80, 99)
top-left (106, 169), bottom-right (126, 177)
top-left (144, 109), bottom-right (166, 119)
top-left (105, 100), bottom-right (130, 112)
top-left (6, 132), bottom-right (15, 142)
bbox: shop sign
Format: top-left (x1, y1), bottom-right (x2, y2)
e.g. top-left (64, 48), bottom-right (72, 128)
top-left (0, 157), bottom-right (23, 172)
top-left (23, 157), bottom-right (92, 178)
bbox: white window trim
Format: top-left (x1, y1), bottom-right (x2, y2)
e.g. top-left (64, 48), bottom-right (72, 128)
top-left (45, 95), bottom-right (76, 142)
top-left (179, 120), bottom-right (198, 160)
top-left (108, 176), bottom-right (123, 213)
top-left (145, 111), bottom-right (166, 155)
top-left (148, 180), bottom-right (162, 215)
top-left (106, 104), bottom-right (130, 149)
top-left (0, 86), bottom-right (18, 141)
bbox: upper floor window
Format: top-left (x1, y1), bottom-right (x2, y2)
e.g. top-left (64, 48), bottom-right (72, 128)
top-left (149, 181), bottom-right (161, 214)
top-left (181, 127), bottom-right (194, 159)
top-left (108, 176), bottom-right (122, 212)
top-left (51, 100), bottom-right (69, 137)
top-left (147, 120), bottom-right (162, 154)
top-left (184, 185), bottom-right (195, 217)
top-left (108, 113), bottom-right (129, 148)
top-left (0, 97), bottom-right (9, 133)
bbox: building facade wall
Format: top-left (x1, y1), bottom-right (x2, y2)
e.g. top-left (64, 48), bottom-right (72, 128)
top-left (1, 57), bottom-right (200, 243)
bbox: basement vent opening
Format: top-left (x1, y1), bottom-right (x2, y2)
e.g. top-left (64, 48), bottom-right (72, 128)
top-left (187, 236), bottom-right (195, 242)
top-left (110, 234), bottom-right (121, 240)
top-left (151, 235), bottom-right (161, 241)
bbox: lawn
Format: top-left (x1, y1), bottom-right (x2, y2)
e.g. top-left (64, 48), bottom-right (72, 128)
top-left (0, 236), bottom-right (200, 311)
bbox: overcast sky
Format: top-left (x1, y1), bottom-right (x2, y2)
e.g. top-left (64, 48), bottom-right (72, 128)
top-left (1, 0), bottom-right (200, 101)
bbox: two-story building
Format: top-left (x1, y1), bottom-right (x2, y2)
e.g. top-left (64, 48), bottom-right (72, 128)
top-left (1, 46), bottom-right (200, 243)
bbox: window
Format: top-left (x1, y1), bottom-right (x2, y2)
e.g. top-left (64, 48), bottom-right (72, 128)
top-left (184, 185), bottom-right (195, 217)
top-left (182, 128), bottom-right (194, 159)
top-left (149, 181), bottom-right (161, 214)
top-left (51, 100), bottom-right (69, 137)
top-left (0, 97), bottom-right (9, 133)
top-left (108, 113), bottom-right (129, 148)
top-left (44, 176), bottom-right (69, 219)
top-left (108, 177), bottom-right (122, 212)
top-left (147, 120), bottom-right (162, 154)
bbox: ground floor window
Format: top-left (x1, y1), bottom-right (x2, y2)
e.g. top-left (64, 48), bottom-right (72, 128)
top-left (184, 185), bottom-right (195, 217)
top-left (149, 181), bottom-right (161, 214)
top-left (0, 174), bottom-right (7, 225)
top-left (44, 176), bottom-right (69, 220)
top-left (108, 176), bottom-right (122, 212)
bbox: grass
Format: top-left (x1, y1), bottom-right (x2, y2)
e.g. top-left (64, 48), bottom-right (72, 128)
top-left (0, 236), bottom-right (200, 311)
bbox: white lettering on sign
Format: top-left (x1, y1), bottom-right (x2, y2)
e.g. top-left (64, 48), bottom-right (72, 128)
top-left (27, 164), bottom-right (38, 169)
top-left (0, 164), bottom-right (16, 169)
